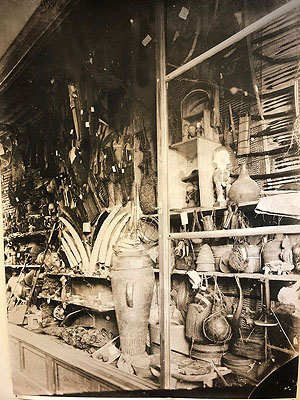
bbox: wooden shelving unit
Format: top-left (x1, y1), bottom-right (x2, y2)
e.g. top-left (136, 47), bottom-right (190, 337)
top-left (46, 272), bottom-right (110, 280)
top-left (170, 200), bottom-right (258, 216)
top-left (4, 229), bottom-right (49, 240)
top-left (5, 264), bottom-right (40, 269)
top-left (8, 323), bottom-right (157, 394)
top-left (155, 0), bottom-right (300, 390)
top-left (38, 294), bottom-right (114, 313)
top-left (153, 269), bottom-right (300, 281)
top-left (169, 224), bottom-right (300, 240)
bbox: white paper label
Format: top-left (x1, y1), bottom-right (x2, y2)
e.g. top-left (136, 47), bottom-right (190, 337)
top-left (83, 222), bottom-right (91, 233)
top-left (90, 106), bottom-right (95, 112)
top-left (180, 212), bottom-right (188, 226)
top-left (142, 34), bottom-right (152, 46)
top-left (69, 147), bottom-right (76, 164)
top-left (85, 121), bottom-right (90, 128)
top-left (173, 30), bottom-right (179, 42)
top-left (112, 165), bottom-right (116, 172)
top-left (80, 109), bottom-right (84, 115)
top-left (108, 345), bottom-right (118, 355)
top-left (179, 7), bottom-right (189, 20)
top-left (241, 247), bottom-right (247, 260)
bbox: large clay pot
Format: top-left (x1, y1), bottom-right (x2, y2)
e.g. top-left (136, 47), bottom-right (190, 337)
top-left (111, 241), bottom-right (154, 356)
top-left (229, 163), bottom-right (260, 204)
top-left (262, 234), bottom-right (283, 265)
top-left (211, 245), bottom-right (233, 271)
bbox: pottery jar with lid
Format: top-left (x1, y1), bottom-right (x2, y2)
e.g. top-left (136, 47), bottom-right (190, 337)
top-left (228, 163), bottom-right (260, 204)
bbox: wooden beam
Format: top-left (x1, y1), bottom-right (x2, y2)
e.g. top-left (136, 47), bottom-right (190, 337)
top-left (169, 224), bottom-right (300, 240)
top-left (155, 0), bottom-right (171, 390)
top-left (165, 0), bottom-right (300, 82)
top-left (0, 175), bottom-right (14, 398)
top-left (0, 0), bottom-right (81, 94)
top-left (267, 344), bottom-right (296, 356)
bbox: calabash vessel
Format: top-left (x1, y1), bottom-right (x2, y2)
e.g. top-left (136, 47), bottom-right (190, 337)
top-left (229, 163), bottom-right (260, 204)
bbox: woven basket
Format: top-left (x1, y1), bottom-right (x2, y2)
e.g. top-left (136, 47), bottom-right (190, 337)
top-left (231, 330), bottom-right (266, 361)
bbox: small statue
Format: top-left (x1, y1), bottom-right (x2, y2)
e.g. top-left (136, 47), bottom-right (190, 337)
top-left (213, 146), bottom-right (233, 207)
top-left (186, 182), bottom-right (199, 207)
top-left (182, 170), bottom-right (199, 207)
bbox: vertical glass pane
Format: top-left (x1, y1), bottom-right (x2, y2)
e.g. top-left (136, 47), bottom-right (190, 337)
top-left (166, 3), bottom-right (300, 395)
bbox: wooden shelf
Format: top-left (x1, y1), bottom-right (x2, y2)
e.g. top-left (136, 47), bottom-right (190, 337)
top-left (236, 144), bottom-right (296, 158)
top-left (46, 272), bottom-right (110, 280)
top-left (170, 200), bottom-right (258, 216)
top-left (5, 264), bottom-right (40, 269)
top-left (38, 295), bottom-right (114, 312)
top-left (173, 270), bottom-right (300, 281)
top-left (232, 168), bottom-right (300, 181)
top-left (153, 268), bottom-right (300, 281)
top-left (4, 229), bottom-right (49, 241)
top-left (169, 137), bottom-right (198, 155)
top-left (169, 224), bottom-right (300, 239)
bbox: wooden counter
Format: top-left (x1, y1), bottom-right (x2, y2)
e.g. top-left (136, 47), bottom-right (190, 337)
top-left (8, 323), bottom-right (158, 395)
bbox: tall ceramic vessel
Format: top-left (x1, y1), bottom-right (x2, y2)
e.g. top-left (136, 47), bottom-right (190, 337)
top-left (229, 163), bottom-right (260, 204)
top-left (111, 241), bottom-right (154, 356)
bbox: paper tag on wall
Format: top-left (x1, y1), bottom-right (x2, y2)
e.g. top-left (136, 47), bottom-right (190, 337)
top-left (142, 35), bottom-right (152, 46)
top-left (173, 30), bottom-right (180, 42)
top-left (241, 247), bottom-right (247, 260)
top-left (69, 147), bottom-right (76, 164)
top-left (187, 271), bottom-right (201, 289)
top-left (179, 7), bottom-right (189, 20)
top-left (180, 212), bottom-right (188, 226)
top-left (83, 222), bottom-right (91, 233)
top-left (108, 345), bottom-right (118, 355)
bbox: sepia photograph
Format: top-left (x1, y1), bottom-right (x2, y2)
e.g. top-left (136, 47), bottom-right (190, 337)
top-left (0, 0), bottom-right (299, 398)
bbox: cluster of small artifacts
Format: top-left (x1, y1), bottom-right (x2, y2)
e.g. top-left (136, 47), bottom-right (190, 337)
top-left (173, 224), bottom-right (300, 276)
